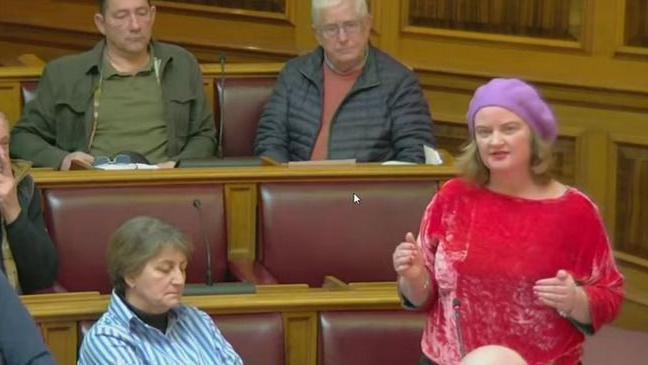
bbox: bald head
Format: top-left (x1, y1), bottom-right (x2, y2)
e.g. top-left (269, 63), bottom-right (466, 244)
top-left (461, 345), bottom-right (527, 365)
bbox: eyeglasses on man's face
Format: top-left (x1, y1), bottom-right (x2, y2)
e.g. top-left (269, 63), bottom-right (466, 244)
top-left (317, 19), bottom-right (365, 39)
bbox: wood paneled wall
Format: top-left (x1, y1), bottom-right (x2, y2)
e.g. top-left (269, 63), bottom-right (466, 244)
top-left (0, 0), bottom-right (309, 64)
top-left (407, 0), bottom-right (579, 40)
top-left (1, 1), bottom-right (646, 88)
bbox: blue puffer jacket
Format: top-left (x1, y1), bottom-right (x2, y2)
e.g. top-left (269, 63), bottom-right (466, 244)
top-left (254, 46), bottom-right (434, 163)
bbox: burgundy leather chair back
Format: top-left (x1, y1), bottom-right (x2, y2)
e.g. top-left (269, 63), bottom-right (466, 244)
top-left (43, 185), bottom-right (227, 293)
top-left (319, 310), bottom-right (426, 365)
top-left (216, 77), bottom-right (275, 157)
top-left (214, 313), bottom-right (285, 365)
top-left (259, 181), bottom-right (437, 286)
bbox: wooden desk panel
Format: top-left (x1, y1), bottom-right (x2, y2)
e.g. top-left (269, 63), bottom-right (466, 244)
top-left (31, 165), bottom-right (457, 186)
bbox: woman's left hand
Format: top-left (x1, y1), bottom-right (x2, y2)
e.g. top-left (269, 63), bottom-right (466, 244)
top-left (534, 270), bottom-right (580, 318)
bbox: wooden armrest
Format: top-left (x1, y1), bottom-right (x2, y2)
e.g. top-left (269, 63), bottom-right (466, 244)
top-left (322, 275), bottom-right (349, 291)
top-left (229, 260), bottom-right (279, 285)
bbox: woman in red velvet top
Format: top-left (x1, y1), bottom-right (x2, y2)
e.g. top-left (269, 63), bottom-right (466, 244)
top-left (393, 78), bottom-right (624, 365)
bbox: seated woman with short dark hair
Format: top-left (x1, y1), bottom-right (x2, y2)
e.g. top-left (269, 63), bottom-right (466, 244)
top-left (78, 216), bottom-right (242, 364)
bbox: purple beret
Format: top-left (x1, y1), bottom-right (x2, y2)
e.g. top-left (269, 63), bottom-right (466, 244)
top-left (467, 78), bottom-right (558, 142)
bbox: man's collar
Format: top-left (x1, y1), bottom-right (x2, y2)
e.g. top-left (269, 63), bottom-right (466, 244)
top-left (101, 45), bottom-right (156, 79)
top-left (301, 45), bottom-right (380, 89)
top-left (82, 40), bottom-right (108, 75)
top-left (83, 39), bottom-right (171, 76)
top-left (323, 47), bottom-right (369, 76)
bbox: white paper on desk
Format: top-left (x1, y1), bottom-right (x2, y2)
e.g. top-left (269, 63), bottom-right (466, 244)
top-left (287, 159), bottom-right (356, 167)
top-left (381, 161), bottom-right (416, 166)
top-left (424, 145), bottom-right (443, 165)
top-left (94, 163), bottom-right (160, 170)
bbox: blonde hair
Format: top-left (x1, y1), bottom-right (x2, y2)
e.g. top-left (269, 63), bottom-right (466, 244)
top-left (456, 132), bottom-right (554, 186)
top-left (107, 216), bottom-right (192, 292)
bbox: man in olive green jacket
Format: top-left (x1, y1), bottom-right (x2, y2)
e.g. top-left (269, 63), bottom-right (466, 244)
top-left (10, 0), bottom-right (215, 170)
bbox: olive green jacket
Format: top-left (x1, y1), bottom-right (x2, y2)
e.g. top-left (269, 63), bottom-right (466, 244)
top-left (10, 40), bottom-right (216, 168)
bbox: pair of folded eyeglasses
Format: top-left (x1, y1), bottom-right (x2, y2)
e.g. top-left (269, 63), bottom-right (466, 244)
top-left (93, 151), bottom-right (150, 166)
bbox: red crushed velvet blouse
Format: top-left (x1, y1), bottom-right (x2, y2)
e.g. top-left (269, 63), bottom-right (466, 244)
top-left (418, 178), bottom-right (624, 365)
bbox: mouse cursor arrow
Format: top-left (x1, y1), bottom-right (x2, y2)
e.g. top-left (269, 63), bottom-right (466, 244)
top-left (352, 193), bottom-right (361, 205)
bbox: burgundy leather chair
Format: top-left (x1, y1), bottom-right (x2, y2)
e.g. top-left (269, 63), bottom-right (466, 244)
top-left (216, 77), bottom-right (275, 157)
top-left (43, 184), bottom-right (228, 293)
top-left (235, 181), bottom-right (437, 286)
top-left (319, 310), bottom-right (426, 365)
top-left (214, 313), bottom-right (285, 365)
top-left (79, 313), bottom-right (284, 365)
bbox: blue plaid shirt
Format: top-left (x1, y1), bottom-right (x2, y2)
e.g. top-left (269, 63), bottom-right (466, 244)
top-left (78, 291), bottom-right (242, 365)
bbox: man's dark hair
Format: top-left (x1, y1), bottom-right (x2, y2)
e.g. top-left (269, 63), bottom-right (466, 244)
top-left (97, 0), bottom-right (152, 14)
